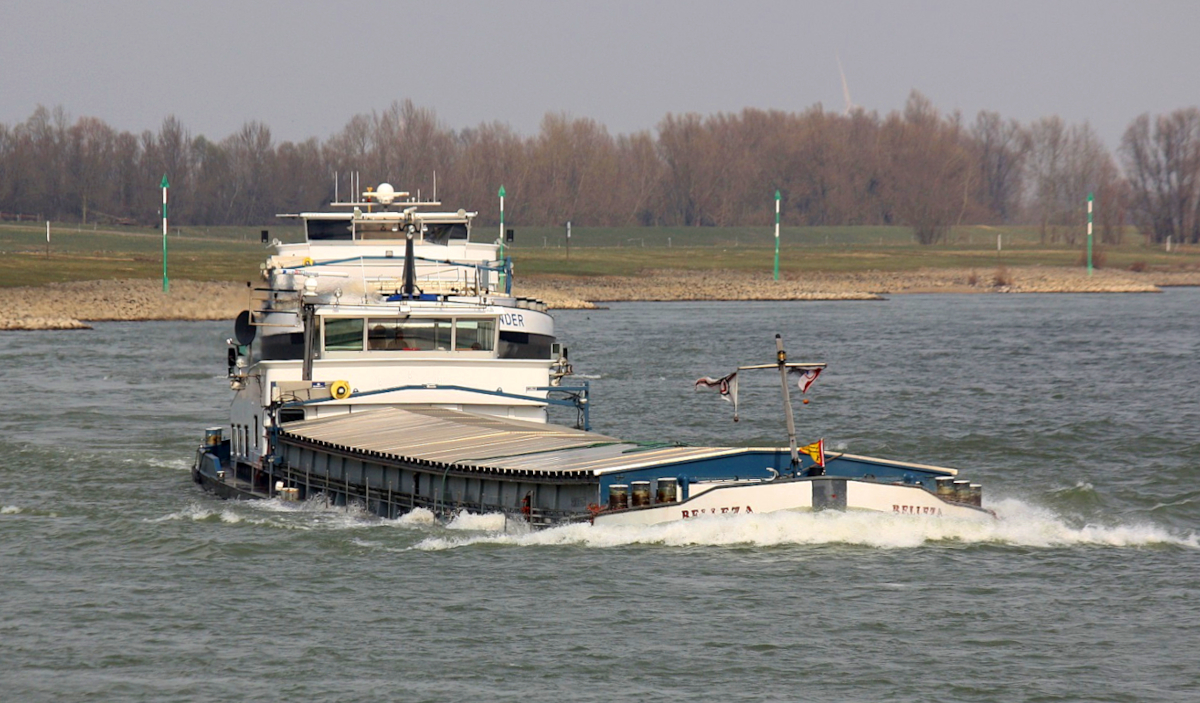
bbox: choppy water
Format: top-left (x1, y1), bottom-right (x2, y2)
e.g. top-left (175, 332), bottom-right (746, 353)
top-left (2, 291), bottom-right (1198, 702)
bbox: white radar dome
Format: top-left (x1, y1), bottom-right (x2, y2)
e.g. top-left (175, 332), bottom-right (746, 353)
top-left (375, 182), bottom-right (396, 205)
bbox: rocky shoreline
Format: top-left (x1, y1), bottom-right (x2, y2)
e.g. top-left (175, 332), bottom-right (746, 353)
top-left (1, 267), bottom-right (1197, 329)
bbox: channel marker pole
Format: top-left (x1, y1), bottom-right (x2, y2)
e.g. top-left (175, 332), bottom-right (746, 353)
top-left (161, 174), bottom-right (170, 292)
top-left (773, 190), bottom-right (781, 281)
top-left (1086, 192), bottom-right (1094, 276)
top-left (498, 185), bottom-right (506, 290)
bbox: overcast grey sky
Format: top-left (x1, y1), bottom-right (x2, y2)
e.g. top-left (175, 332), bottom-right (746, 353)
top-left (2, 0), bottom-right (1196, 150)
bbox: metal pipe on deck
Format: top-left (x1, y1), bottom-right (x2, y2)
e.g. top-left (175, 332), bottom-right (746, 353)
top-left (776, 335), bottom-right (800, 468)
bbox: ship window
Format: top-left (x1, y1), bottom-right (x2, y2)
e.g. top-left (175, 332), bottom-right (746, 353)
top-left (366, 318), bottom-right (418, 350)
top-left (307, 219), bottom-right (353, 240)
top-left (324, 318), bottom-right (364, 351)
top-left (367, 320), bottom-right (398, 350)
top-left (262, 332), bottom-right (304, 360)
top-left (498, 331), bottom-right (555, 359)
top-left (399, 319), bottom-right (450, 351)
top-left (357, 222), bottom-right (402, 240)
top-left (454, 319), bottom-right (495, 351)
top-left (423, 222), bottom-right (469, 245)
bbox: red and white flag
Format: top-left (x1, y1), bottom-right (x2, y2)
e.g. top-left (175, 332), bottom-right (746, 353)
top-left (695, 371), bottom-right (739, 421)
top-left (788, 367), bottom-right (822, 393)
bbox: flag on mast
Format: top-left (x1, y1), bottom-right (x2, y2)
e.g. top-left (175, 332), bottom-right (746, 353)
top-left (695, 371), bottom-right (739, 421)
top-left (799, 439), bottom-right (825, 467)
top-left (788, 367), bottom-right (822, 392)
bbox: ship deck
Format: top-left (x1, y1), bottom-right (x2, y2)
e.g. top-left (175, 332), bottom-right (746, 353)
top-left (277, 406), bottom-right (746, 479)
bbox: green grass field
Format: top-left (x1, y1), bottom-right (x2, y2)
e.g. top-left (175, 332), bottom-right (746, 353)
top-left (0, 221), bottom-right (1195, 287)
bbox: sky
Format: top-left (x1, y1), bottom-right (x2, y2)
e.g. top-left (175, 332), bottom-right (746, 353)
top-left (2, 0), bottom-right (1197, 151)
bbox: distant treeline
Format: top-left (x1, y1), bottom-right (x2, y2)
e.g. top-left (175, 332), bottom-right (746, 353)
top-left (1, 94), bottom-right (1198, 245)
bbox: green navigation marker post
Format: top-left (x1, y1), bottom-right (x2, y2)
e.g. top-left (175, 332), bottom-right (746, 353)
top-left (773, 190), bottom-right (781, 281)
top-left (1086, 192), bottom-right (1094, 276)
top-left (161, 174), bottom-right (170, 292)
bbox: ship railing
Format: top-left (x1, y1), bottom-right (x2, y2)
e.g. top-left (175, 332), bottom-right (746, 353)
top-left (298, 255), bottom-right (513, 295)
top-left (365, 265), bottom-right (485, 296)
top-left (277, 381), bottom-right (592, 431)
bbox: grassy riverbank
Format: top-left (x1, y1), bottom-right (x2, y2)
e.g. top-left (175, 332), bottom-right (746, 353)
top-left (3, 221), bottom-right (1197, 286)
top-left (1, 221), bottom-right (1197, 328)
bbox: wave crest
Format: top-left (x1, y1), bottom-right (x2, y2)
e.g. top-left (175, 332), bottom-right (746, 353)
top-left (411, 498), bottom-right (1198, 551)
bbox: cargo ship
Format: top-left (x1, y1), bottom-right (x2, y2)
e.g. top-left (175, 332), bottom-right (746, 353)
top-left (192, 183), bottom-right (993, 525)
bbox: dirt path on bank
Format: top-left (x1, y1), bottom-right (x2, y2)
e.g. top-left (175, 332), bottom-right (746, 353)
top-left (2, 267), bottom-right (1198, 330)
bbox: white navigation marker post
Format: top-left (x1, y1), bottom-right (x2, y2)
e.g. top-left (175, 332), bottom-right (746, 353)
top-left (498, 185), bottom-right (506, 290)
top-left (45, 220), bottom-right (50, 258)
top-left (773, 190), bottom-right (781, 281)
top-left (1086, 192), bottom-right (1094, 276)
top-left (161, 174), bottom-right (170, 292)
top-left (498, 184), bottom-right (505, 241)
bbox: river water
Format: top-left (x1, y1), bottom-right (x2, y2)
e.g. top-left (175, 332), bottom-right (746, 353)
top-left (2, 291), bottom-right (1197, 702)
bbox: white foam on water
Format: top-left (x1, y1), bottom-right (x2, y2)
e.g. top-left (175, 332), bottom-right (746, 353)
top-left (3, 504), bottom-right (24, 514)
top-left (392, 507), bottom-right (438, 527)
top-left (134, 455), bottom-right (193, 472)
top-left (445, 511), bottom-right (509, 531)
top-left (411, 497), bottom-right (1198, 552)
top-left (249, 496), bottom-right (388, 531)
top-left (151, 503), bottom-right (255, 525)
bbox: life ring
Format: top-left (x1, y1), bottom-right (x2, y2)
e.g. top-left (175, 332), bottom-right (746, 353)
top-left (330, 380), bottom-right (351, 400)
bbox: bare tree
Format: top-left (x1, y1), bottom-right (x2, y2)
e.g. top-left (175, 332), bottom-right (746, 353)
top-left (67, 117), bottom-right (116, 224)
top-left (1120, 109), bottom-right (1200, 244)
top-left (657, 113), bottom-right (721, 226)
top-left (971, 111), bottom-right (1029, 223)
top-left (223, 121), bottom-right (275, 223)
top-left (881, 92), bottom-right (971, 244)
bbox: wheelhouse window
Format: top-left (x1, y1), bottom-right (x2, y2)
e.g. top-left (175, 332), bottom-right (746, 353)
top-left (307, 219), bottom-right (353, 241)
top-left (367, 320), bottom-right (402, 350)
top-left (357, 222), bottom-right (404, 240)
top-left (324, 318), bottom-right (364, 351)
top-left (498, 331), bottom-right (555, 359)
top-left (454, 319), bottom-right (495, 351)
top-left (401, 319), bottom-right (451, 350)
top-left (367, 318), bottom-right (450, 351)
top-left (423, 222), bottom-right (469, 244)
top-left (327, 316), bottom-right (497, 353)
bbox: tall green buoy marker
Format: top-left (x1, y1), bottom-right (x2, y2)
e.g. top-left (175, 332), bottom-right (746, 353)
top-left (773, 190), bottom-right (781, 281)
top-left (1086, 192), bottom-right (1094, 276)
top-left (161, 174), bottom-right (170, 292)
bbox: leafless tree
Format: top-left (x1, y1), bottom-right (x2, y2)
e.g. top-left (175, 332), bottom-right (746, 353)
top-left (971, 111), bottom-right (1029, 223)
top-left (1120, 109), bottom-right (1200, 244)
top-left (881, 92), bottom-right (971, 244)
